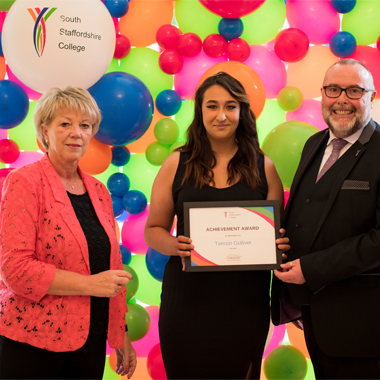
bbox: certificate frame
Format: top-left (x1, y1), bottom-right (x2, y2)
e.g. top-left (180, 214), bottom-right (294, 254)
top-left (184, 200), bottom-right (282, 272)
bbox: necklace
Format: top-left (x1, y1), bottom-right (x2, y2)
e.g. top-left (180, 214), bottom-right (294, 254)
top-left (65, 176), bottom-right (77, 189)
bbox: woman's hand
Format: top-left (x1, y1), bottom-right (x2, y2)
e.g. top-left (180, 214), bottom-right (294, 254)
top-left (86, 270), bottom-right (133, 297)
top-left (174, 235), bottom-right (193, 271)
top-left (276, 228), bottom-right (290, 261)
top-left (115, 332), bottom-right (137, 378)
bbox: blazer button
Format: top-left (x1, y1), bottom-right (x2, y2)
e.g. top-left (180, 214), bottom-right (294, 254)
top-left (306, 198), bottom-right (311, 203)
top-left (295, 223), bottom-right (300, 228)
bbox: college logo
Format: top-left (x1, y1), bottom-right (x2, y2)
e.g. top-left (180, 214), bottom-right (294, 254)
top-left (28, 7), bottom-right (57, 57)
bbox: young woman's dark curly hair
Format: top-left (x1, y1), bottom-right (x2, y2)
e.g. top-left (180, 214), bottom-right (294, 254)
top-left (179, 71), bottom-right (263, 189)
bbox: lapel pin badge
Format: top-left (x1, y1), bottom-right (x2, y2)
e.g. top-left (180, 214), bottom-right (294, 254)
top-left (355, 150), bottom-right (361, 157)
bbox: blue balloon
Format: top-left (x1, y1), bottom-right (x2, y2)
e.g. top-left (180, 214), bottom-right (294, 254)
top-left (122, 190), bottom-right (147, 215)
top-left (155, 90), bottom-right (182, 117)
top-left (330, 31), bottom-right (356, 58)
top-left (111, 195), bottom-right (124, 217)
top-left (218, 18), bottom-right (243, 42)
top-left (88, 72), bottom-right (154, 146)
top-left (107, 172), bottom-right (130, 197)
top-left (0, 80), bottom-right (29, 129)
top-left (0, 32), bottom-right (3, 57)
top-left (112, 146), bottom-right (131, 167)
top-left (331, 0), bottom-right (356, 13)
top-left (104, 0), bottom-right (129, 18)
top-left (120, 243), bottom-right (132, 265)
top-left (146, 247), bottom-right (170, 282)
top-left (116, 209), bottom-right (129, 223)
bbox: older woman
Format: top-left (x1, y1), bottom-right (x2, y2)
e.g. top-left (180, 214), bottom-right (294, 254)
top-left (0, 87), bottom-right (136, 379)
top-left (145, 72), bottom-right (289, 379)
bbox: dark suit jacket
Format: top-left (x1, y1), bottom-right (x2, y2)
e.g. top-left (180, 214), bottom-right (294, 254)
top-left (272, 119), bottom-right (380, 357)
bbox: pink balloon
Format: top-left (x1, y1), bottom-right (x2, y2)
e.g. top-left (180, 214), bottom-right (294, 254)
top-left (286, 99), bottom-right (328, 131)
top-left (0, 168), bottom-right (13, 198)
top-left (121, 206), bottom-right (150, 254)
top-left (286, 0), bottom-right (340, 44)
top-left (0, 11), bottom-right (6, 32)
top-left (349, 46), bottom-right (380, 100)
top-left (147, 344), bottom-right (167, 380)
top-left (105, 341), bottom-right (114, 356)
top-left (243, 45), bottom-right (286, 99)
top-left (0, 129), bottom-right (7, 140)
top-left (263, 324), bottom-right (286, 358)
top-left (11, 151), bottom-right (43, 168)
top-left (132, 306), bottom-right (160, 357)
top-left (284, 190), bottom-right (290, 207)
top-left (6, 67), bottom-right (42, 101)
top-left (174, 50), bottom-right (227, 99)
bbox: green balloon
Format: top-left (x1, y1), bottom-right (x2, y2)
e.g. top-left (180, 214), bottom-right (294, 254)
top-left (0, 162), bottom-right (5, 169)
top-left (277, 87), bottom-right (303, 112)
top-left (130, 254), bottom-right (162, 306)
top-left (174, 99), bottom-right (194, 142)
top-left (154, 118), bottom-right (179, 146)
top-left (264, 346), bottom-right (307, 380)
top-left (261, 121), bottom-right (318, 190)
top-left (8, 101), bottom-right (38, 152)
top-left (119, 48), bottom-right (173, 99)
top-left (102, 357), bottom-right (120, 380)
top-left (342, 1), bottom-right (380, 45)
top-left (145, 142), bottom-right (170, 166)
top-left (169, 140), bottom-right (185, 153)
top-left (123, 264), bottom-right (139, 301)
top-left (105, 58), bottom-right (120, 74)
top-left (93, 165), bottom-right (120, 188)
top-left (305, 359), bottom-right (315, 380)
top-left (125, 303), bottom-right (151, 342)
top-left (241, 0), bottom-right (286, 45)
top-left (122, 153), bottom-right (160, 202)
top-left (0, 0), bottom-right (16, 11)
top-left (175, 0), bottom-right (220, 40)
top-left (256, 99), bottom-right (286, 146)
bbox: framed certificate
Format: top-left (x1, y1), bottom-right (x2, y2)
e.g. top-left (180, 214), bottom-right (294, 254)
top-left (184, 200), bottom-right (282, 272)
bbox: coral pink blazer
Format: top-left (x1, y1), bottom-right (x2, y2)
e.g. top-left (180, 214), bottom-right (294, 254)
top-left (0, 154), bottom-right (127, 352)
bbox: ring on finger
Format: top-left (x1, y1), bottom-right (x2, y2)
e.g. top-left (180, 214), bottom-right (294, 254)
top-left (289, 261), bottom-right (293, 268)
top-left (118, 285), bottom-right (122, 292)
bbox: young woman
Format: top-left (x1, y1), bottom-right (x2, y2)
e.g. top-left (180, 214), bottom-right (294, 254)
top-left (145, 72), bottom-right (289, 379)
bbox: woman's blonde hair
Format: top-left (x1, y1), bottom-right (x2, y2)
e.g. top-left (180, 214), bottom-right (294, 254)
top-left (34, 86), bottom-right (102, 150)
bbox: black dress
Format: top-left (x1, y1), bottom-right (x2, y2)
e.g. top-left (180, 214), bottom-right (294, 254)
top-left (159, 153), bottom-right (271, 380)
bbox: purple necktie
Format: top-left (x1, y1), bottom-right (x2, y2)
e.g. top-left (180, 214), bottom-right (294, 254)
top-left (316, 138), bottom-right (348, 182)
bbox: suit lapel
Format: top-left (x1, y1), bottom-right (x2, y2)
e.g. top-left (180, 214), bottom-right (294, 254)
top-left (283, 130), bottom-right (329, 225)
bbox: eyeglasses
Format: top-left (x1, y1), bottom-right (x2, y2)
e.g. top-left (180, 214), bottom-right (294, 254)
top-left (323, 86), bottom-right (373, 99)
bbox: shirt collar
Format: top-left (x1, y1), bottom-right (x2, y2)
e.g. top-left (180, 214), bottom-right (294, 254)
top-left (327, 126), bottom-right (365, 146)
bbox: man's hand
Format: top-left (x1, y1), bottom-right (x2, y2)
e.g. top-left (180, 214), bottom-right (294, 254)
top-left (274, 259), bottom-right (306, 285)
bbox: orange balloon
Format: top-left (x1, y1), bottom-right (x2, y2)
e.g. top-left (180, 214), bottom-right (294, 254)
top-left (119, 0), bottom-right (174, 47)
top-left (0, 57), bottom-right (5, 80)
top-left (115, 219), bottom-right (120, 242)
top-left (36, 139), bottom-right (47, 153)
top-left (109, 350), bottom-right (117, 371)
top-left (78, 137), bottom-right (112, 175)
top-left (286, 322), bottom-right (310, 359)
top-left (122, 356), bottom-right (150, 379)
top-left (287, 45), bottom-right (338, 99)
top-left (127, 102), bottom-right (165, 153)
top-left (198, 61), bottom-right (266, 118)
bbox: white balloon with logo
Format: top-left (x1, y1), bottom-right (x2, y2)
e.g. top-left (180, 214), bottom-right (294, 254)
top-left (1, 0), bottom-right (115, 92)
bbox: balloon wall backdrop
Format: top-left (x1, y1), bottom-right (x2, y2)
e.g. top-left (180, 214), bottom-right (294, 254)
top-left (0, 0), bottom-right (378, 378)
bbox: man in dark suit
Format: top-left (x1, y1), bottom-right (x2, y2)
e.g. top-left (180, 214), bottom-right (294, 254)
top-left (272, 59), bottom-right (380, 379)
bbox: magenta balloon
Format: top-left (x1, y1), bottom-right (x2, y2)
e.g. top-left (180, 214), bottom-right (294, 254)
top-left (286, 99), bottom-right (328, 131)
top-left (0, 168), bottom-right (13, 198)
top-left (11, 151), bottom-right (43, 168)
top-left (199, 0), bottom-right (265, 18)
top-left (287, 0), bottom-right (340, 44)
top-left (0, 11), bottom-right (5, 31)
top-left (121, 206), bottom-right (150, 254)
top-left (262, 324), bottom-right (286, 359)
top-left (0, 129), bottom-right (7, 140)
top-left (6, 67), bottom-right (42, 101)
top-left (0, 139), bottom-right (20, 164)
top-left (147, 344), bottom-right (167, 380)
top-left (244, 45), bottom-right (286, 99)
top-left (132, 306), bottom-right (160, 357)
top-left (174, 50), bottom-right (227, 99)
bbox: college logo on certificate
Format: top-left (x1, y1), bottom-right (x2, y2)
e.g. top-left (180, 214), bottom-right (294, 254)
top-left (184, 201), bottom-right (282, 272)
